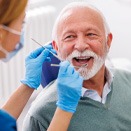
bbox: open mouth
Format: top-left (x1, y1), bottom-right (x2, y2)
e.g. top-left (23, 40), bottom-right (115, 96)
top-left (72, 56), bottom-right (93, 67)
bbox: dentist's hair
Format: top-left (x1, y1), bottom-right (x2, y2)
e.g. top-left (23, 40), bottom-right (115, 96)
top-left (52, 2), bottom-right (110, 42)
top-left (0, 0), bottom-right (28, 25)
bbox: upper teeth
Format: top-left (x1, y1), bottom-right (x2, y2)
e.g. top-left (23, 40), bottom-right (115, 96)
top-left (75, 57), bottom-right (90, 60)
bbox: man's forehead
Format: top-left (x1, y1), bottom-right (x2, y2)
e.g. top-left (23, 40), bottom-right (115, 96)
top-left (58, 9), bottom-right (104, 31)
top-left (59, 7), bottom-right (102, 24)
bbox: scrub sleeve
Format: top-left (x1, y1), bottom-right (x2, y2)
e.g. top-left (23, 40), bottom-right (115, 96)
top-left (0, 109), bottom-right (17, 131)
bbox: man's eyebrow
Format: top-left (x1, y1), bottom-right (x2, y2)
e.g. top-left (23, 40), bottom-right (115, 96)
top-left (62, 30), bottom-right (76, 36)
top-left (62, 28), bottom-right (99, 35)
top-left (85, 27), bottom-right (100, 32)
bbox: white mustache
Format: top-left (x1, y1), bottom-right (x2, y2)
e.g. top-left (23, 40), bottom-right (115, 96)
top-left (66, 50), bottom-right (98, 60)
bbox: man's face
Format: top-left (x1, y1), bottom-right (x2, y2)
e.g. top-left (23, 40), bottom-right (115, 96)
top-left (53, 8), bottom-right (111, 80)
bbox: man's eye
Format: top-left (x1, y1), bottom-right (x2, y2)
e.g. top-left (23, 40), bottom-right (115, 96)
top-left (65, 35), bottom-right (74, 39)
top-left (87, 33), bottom-right (96, 36)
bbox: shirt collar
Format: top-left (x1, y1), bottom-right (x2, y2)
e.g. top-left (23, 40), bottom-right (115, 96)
top-left (81, 66), bottom-right (114, 97)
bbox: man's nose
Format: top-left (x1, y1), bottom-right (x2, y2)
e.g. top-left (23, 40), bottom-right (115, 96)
top-left (74, 37), bottom-right (89, 52)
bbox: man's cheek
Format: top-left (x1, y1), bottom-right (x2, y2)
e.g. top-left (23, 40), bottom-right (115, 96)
top-left (59, 51), bottom-right (68, 60)
top-left (57, 50), bottom-right (65, 60)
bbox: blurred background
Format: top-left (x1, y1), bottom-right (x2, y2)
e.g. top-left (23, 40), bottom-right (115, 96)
top-left (0, 0), bottom-right (131, 130)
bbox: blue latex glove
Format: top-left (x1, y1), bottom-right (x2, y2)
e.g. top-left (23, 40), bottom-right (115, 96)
top-left (21, 44), bottom-right (56, 89)
top-left (56, 61), bottom-right (83, 113)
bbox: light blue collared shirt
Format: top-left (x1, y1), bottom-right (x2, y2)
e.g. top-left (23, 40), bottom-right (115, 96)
top-left (81, 67), bottom-right (114, 104)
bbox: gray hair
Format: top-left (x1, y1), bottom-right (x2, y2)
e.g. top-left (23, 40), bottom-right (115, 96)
top-left (52, 2), bottom-right (110, 42)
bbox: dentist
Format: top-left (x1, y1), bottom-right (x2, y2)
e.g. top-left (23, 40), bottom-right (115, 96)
top-left (0, 0), bottom-right (83, 131)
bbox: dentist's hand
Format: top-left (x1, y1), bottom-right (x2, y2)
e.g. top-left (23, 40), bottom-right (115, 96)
top-left (21, 44), bottom-right (56, 89)
top-left (56, 61), bottom-right (83, 113)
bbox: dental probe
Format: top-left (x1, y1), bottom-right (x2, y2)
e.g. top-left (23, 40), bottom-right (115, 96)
top-left (31, 38), bottom-right (61, 61)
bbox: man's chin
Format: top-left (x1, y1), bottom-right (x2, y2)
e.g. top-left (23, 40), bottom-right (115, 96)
top-left (77, 64), bottom-right (100, 80)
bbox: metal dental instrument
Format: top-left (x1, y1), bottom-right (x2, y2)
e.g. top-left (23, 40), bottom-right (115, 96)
top-left (31, 38), bottom-right (88, 69)
top-left (31, 38), bottom-right (61, 61)
top-left (50, 63), bottom-right (88, 69)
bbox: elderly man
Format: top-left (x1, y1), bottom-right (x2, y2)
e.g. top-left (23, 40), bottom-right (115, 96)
top-left (23, 2), bottom-right (131, 131)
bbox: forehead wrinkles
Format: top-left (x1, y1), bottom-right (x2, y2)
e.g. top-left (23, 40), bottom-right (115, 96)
top-left (57, 8), bottom-right (105, 37)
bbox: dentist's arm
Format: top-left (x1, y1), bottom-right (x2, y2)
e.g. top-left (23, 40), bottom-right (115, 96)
top-left (2, 45), bottom-right (55, 119)
top-left (48, 61), bottom-right (83, 131)
top-left (48, 108), bottom-right (73, 131)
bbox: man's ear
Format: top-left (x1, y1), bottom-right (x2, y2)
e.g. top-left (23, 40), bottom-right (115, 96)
top-left (107, 33), bottom-right (113, 49)
top-left (52, 40), bottom-right (58, 52)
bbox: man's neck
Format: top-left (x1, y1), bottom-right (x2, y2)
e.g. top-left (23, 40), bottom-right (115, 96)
top-left (83, 65), bottom-right (106, 97)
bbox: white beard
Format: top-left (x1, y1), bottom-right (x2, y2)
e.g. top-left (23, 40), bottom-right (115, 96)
top-left (66, 50), bottom-right (107, 80)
